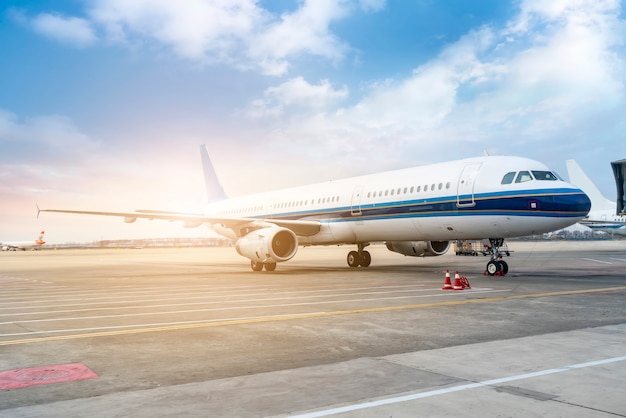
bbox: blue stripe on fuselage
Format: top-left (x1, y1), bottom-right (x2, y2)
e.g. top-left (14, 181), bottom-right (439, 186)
top-left (262, 188), bottom-right (590, 223)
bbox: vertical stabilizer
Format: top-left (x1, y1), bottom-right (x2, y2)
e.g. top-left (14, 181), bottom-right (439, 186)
top-left (611, 159), bottom-right (626, 215)
top-left (566, 160), bottom-right (614, 212)
top-left (200, 145), bottom-right (228, 203)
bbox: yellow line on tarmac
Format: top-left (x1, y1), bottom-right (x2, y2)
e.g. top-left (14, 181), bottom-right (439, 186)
top-left (1, 286), bottom-right (625, 346)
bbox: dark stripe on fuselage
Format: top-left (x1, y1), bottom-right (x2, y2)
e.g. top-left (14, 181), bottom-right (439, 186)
top-left (261, 188), bottom-right (590, 224)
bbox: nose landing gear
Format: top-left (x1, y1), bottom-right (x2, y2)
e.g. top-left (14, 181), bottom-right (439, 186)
top-left (484, 238), bottom-right (509, 276)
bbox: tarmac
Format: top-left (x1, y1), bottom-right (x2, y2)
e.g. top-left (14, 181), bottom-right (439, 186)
top-left (1, 240), bottom-right (625, 417)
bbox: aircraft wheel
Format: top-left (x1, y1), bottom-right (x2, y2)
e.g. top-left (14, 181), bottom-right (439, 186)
top-left (486, 260), bottom-right (500, 276)
top-left (499, 260), bottom-right (508, 275)
top-left (360, 251), bottom-right (371, 267)
top-left (264, 262), bottom-right (277, 272)
top-left (347, 251), bottom-right (361, 268)
top-left (251, 260), bottom-right (264, 271)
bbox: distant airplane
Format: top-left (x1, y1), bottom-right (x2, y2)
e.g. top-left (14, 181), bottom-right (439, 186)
top-left (40, 146), bottom-right (591, 275)
top-left (566, 159), bottom-right (626, 236)
top-left (1, 231), bottom-right (46, 251)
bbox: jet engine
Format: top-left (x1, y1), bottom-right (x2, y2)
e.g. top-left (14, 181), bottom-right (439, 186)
top-left (385, 240), bottom-right (450, 257)
top-left (235, 227), bottom-right (298, 263)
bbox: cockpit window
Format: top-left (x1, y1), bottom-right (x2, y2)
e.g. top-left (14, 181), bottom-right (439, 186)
top-left (501, 172), bottom-right (516, 184)
top-left (532, 170), bottom-right (559, 181)
top-left (515, 171), bottom-right (533, 183)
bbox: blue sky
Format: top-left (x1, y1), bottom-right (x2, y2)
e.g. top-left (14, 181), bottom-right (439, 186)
top-left (1, 0), bottom-right (625, 243)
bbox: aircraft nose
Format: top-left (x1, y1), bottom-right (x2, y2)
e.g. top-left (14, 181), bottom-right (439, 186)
top-left (561, 187), bottom-right (591, 217)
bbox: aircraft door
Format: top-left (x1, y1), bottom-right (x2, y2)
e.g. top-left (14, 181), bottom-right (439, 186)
top-left (457, 163), bottom-right (482, 207)
top-left (351, 186), bottom-right (363, 216)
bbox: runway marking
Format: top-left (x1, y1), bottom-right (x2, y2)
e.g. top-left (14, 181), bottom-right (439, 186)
top-left (581, 258), bottom-right (612, 264)
top-left (0, 289), bottom-right (507, 327)
top-left (290, 355), bottom-right (626, 417)
top-left (0, 284), bottom-right (426, 307)
top-left (0, 287), bottom-right (461, 317)
top-left (1, 286), bottom-right (625, 346)
top-left (609, 257), bottom-right (626, 262)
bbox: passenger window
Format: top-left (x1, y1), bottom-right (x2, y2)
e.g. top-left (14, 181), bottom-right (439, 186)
top-left (532, 171), bottom-right (558, 181)
top-left (515, 171), bottom-right (533, 183)
top-left (501, 172), bottom-right (516, 184)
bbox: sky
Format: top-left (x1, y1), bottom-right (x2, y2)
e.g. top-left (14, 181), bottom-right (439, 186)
top-left (1, 0), bottom-right (625, 244)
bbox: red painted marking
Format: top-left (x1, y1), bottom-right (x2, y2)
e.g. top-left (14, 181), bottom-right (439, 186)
top-left (0, 363), bottom-right (98, 390)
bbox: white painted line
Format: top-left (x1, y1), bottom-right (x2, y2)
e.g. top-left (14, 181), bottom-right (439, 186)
top-left (291, 355), bottom-right (626, 417)
top-left (0, 287), bottom-right (497, 317)
top-left (609, 257), bottom-right (626, 262)
top-left (581, 258), bottom-right (612, 264)
top-left (0, 284), bottom-right (427, 306)
top-left (0, 289), bottom-right (509, 329)
top-left (0, 289), bottom-right (428, 317)
top-left (0, 313), bottom-right (323, 337)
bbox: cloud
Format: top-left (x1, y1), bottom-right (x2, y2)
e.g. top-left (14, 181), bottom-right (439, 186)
top-left (245, 0), bottom-right (625, 167)
top-left (247, 0), bottom-right (351, 75)
top-left (30, 13), bottom-right (97, 47)
top-left (19, 0), bottom-right (376, 76)
top-left (0, 110), bottom-right (103, 200)
top-left (0, 110), bottom-right (100, 161)
top-left (88, 0), bottom-right (266, 61)
top-left (357, 0), bottom-right (386, 13)
top-left (245, 76), bottom-right (349, 118)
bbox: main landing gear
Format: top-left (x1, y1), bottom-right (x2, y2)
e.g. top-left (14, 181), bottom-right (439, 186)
top-left (250, 260), bottom-right (277, 272)
top-left (347, 243), bottom-right (371, 268)
top-left (484, 238), bottom-right (509, 276)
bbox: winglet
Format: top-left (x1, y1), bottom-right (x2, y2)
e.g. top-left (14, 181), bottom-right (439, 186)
top-left (200, 145), bottom-right (228, 203)
top-left (36, 203), bottom-right (41, 219)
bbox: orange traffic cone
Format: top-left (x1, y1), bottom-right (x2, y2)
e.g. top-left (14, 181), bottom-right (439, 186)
top-left (441, 269), bottom-right (453, 290)
top-left (453, 271), bottom-right (465, 290)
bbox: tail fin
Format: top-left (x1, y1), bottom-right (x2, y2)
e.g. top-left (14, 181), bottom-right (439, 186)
top-left (36, 231), bottom-right (45, 245)
top-left (566, 160), bottom-right (614, 212)
top-left (200, 145), bottom-right (228, 203)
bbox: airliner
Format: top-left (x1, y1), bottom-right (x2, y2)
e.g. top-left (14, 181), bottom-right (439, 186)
top-left (40, 146), bottom-right (591, 275)
top-left (566, 159), bottom-right (626, 236)
top-left (1, 231), bottom-right (46, 251)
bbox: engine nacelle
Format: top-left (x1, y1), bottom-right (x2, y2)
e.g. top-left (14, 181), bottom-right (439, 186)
top-left (235, 227), bottom-right (298, 263)
top-left (385, 240), bottom-right (450, 257)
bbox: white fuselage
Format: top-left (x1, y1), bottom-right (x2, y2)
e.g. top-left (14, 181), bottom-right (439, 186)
top-left (0, 240), bottom-right (44, 251)
top-left (582, 210), bottom-right (626, 236)
top-left (205, 156), bottom-right (590, 245)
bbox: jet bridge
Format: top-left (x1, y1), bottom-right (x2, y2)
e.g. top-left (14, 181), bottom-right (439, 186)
top-left (611, 159), bottom-right (626, 215)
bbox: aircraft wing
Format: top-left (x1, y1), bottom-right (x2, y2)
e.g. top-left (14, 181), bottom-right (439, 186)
top-left (38, 208), bottom-right (322, 237)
